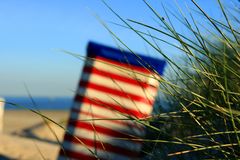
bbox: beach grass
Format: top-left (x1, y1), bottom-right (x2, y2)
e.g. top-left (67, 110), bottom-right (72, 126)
top-left (100, 0), bottom-right (240, 159)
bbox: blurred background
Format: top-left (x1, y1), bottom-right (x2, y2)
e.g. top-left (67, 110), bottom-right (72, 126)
top-left (0, 0), bottom-right (223, 110)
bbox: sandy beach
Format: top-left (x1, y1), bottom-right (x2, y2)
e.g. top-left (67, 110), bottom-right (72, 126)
top-left (0, 110), bottom-right (70, 160)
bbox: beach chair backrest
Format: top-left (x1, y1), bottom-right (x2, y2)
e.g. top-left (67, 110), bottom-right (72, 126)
top-left (58, 42), bottom-right (166, 160)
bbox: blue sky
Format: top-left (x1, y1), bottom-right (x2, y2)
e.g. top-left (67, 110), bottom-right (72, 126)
top-left (0, 0), bottom-right (235, 97)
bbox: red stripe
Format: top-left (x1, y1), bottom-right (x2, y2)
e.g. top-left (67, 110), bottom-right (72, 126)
top-left (79, 81), bottom-right (154, 105)
top-left (95, 56), bottom-right (152, 74)
top-left (68, 120), bottom-right (141, 140)
top-left (59, 148), bottom-right (101, 160)
top-left (64, 134), bottom-right (140, 158)
top-left (71, 108), bottom-right (145, 131)
top-left (83, 66), bottom-right (154, 89)
top-left (74, 95), bottom-right (148, 118)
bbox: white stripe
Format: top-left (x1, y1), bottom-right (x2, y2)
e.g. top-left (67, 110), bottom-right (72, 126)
top-left (88, 60), bottom-right (160, 86)
top-left (66, 125), bottom-right (142, 151)
top-left (73, 102), bottom-right (129, 119)
top-left (77, 87), bottom-right (153, 115)
top-left (81, 72), bottom-right (157, 101)
top-left (70, 112), bottom-right (145, 137)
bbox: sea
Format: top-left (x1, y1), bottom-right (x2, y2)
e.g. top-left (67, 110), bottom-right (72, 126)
top-left (2, 96), bottom-right (169, 111)
top-left (3, 97), bottom-right (73, 110)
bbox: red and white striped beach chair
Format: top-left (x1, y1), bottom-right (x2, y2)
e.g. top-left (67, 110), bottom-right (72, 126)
top-left (58, 42), bottom-right (166, 160)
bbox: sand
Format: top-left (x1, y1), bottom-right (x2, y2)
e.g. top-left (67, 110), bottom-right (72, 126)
top-left (0, 110), bottom-right (70, 160)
